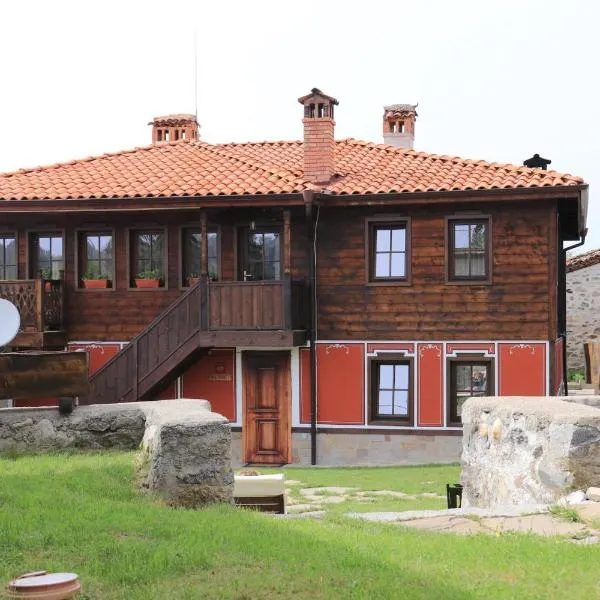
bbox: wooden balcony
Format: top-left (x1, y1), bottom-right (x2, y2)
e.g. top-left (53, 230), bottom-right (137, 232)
top-left (204, 277), bottom-right (309, 346)
top-left (0, 279), bottom-right (67, 349)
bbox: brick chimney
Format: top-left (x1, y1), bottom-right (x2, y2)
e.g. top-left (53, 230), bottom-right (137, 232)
top-left (149, 114), bottom-right (200, 144)
top-left (383, 104), bottom-right (417, 149)
top-left (298, 88), bottom-right (338, 184)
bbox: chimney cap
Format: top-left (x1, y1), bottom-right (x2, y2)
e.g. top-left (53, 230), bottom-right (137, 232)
top-left (148, 114), bottom-right (199, 127)
top-left (523, 153), bottom-right (551, 170)
top-left (384, 104), bottom-right (418, 117)
top-left (298, 88), bottom-right (339, 106)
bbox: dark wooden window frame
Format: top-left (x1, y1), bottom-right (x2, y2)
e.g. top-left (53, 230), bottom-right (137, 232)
top-left (236, 224), bottom-right (283, 282)
top-left (365, 216), bottom-right (411, 286)
top-left (368, 354), bottom-right (414, 426)
top-left (0, 231), bottom-right (17, 280)
top-left (74, 229), bottom-right (116, 292)
top-left (445, 215), bottom-right (492, 284)
top-left (179, 224), bottom-right (221, 288)
top-left (126, 228), bottom-right (169, 291)
top-left (447, 356), bottom-right (494, 426)
top-left (26, 229), bottom-right (66, 280)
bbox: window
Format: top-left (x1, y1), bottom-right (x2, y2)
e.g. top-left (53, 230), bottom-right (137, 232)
top-left (78, 232), bottom-right (114, 288)
top-left (448, 360), bottom-right (493, 425)
top-left (182, 228), bottom-right (218, 284)
top-left (0, 234), bottom-right (17, 280)
top-left (369, 358), bottom-right (413, 424)
top-left (367, 220), bottom-right (409, 282)
top-left (31, 233), bottom-right (63, 279)
top-left (131, 230), bottom-right (166, 287)
top-left (448, 218), bottom-right (490, 281)
top-left (240, 229), bottom-right (281, 281)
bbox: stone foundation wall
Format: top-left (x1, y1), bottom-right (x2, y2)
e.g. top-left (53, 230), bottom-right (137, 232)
top-left (462, 396), bottom-right (600, 507)
top-left (567, 262), bottom-right (600, 370)
top-left (231, 430), bottom-right (462, 466)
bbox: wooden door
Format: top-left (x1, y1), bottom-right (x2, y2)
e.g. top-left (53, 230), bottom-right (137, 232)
top-left (243, 351), bottom-right (291, 464)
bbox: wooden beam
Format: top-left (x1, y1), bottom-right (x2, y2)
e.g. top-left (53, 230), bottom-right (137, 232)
top-left (283, 209), bottom-right (291, 275)
top-left (584, 343), bottom-right (600, 389)
top-left (0, 351), bottom-right (89, 400)
top-left (200, 210), bottom-right (208, 277)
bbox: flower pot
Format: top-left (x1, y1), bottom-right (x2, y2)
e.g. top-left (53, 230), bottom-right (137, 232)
top-left (135, 278), bottom-right (161, 289)
top-left (187, 277), bottom-right (200, 286)
top-left (83, 279), bottom-right (110, 289)
top-left (44, 281), bottom-right (52, 292)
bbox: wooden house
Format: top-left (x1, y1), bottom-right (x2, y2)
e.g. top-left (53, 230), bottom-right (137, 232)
top-left (0, 89), bottom-right (588, 465)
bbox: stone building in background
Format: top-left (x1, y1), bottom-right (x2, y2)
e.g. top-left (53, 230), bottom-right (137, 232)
top-left (567, 249), bottom-right (600, 371)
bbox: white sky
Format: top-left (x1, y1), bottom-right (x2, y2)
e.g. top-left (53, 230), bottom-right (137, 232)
top-left (1, 0), bottom-right (598, 251)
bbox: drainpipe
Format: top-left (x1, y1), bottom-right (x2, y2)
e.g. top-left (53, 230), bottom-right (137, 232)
top-left (562, 228), bottom-right (587, 396)
top-left (303, 189), bottom-right (318, 465)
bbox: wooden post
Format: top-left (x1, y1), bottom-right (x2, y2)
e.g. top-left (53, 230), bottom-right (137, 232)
top-left (200, 210), bottom-right (209, 330)
top-left (584, 342), bottom-right (600, 389)
top-left (200, 210), bottom-right (208, 277)
top-left (283, 209), bottom-right (291, 276)
top-left (132, 339), bottom-right (139, 401)
top-left (35, 278), bottom-right (44, 332)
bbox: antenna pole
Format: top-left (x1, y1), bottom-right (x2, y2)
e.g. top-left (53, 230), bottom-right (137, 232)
top-left (194, 31), bottom-right (198, 119)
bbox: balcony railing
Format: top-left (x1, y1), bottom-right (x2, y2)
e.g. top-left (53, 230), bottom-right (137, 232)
top-left (207, 277), bottom-right (309, 331)
top-left (0, 279), bottom-right (65, 346)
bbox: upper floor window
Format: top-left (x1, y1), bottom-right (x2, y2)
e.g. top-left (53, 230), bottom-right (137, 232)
top-left (239, 228), bottom-right (281, 281)
top-left (131, 230), bottom-right (166, 288)
top-left (0, 234), bottom-right (17, 280)
top-left (367, 219), bottom-right (409, 283)
top-left (78, 232), bottom-right (114, 289)
top-left (448, 360), bottom-right (492, 426)
top-left (448, 218), bottom-right (490, 282)
top-left (31, 232), bottom-right (64, 279)
top-left (369, 357), bottom-right (413, 425)
top-left (182, 228), bottom-right (218, 285)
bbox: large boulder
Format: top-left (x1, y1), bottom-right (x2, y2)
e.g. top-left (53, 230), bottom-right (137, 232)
top-left (136, 399), bottom-right (233, 507)
top-left (462, 396), bottom-right (600, 507)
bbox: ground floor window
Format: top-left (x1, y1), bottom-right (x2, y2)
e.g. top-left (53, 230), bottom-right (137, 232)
top-left (369, 357), bottom-right (413, 425)
top-left (448, 359), bottom-right (493, 425)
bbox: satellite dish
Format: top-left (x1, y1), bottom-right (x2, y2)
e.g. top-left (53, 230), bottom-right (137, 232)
top-left (0, 299), bottom-right (20, 346)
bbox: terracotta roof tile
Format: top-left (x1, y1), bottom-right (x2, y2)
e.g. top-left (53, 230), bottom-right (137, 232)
top-left (0, 138), bottom-right (584, 202)
top-left (566, 248), bottom-right (600, 273)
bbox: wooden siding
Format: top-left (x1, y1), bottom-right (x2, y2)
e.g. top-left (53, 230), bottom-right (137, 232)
top-left (316, 200), bottom-right (558, 341)
top-left (1, 199), bottom-right (558, 344)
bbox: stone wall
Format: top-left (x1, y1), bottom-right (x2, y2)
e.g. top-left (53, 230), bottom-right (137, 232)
top-left (462, 396), bottom-right (600, 507)
top-left (567, 261), bottom-right (600, 370)
top-left (0, 400), bottom-right (233, 507)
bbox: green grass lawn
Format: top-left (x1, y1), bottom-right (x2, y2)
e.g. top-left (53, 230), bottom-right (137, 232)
top-left (2, 452), bottom-right (600, 599)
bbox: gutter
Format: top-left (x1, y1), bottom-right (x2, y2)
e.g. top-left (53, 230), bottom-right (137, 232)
top-left (303, 189), bottom-right (318, 465)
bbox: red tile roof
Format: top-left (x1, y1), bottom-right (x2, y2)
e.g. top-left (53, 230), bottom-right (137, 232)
top-left (567, 248), bottom-right (600, 273)
top-left (0, 138), bottom-right (584, 201)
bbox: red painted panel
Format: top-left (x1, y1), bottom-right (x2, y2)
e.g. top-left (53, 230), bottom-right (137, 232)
top-left (446, 343), bottom-right (495, 355)
top-left (13, 397), bottom-right (58, 408)
top-left (417, 343), bottom-right (443, 426)
top-left (316, 343), bottom-right (364, 424)
top-left (152, 381), bottom-right (177, 401)
top-left (499, 343), bottom-right (546, 396)
top-left (300, 348), bottom-right (311, 424)
top-left (68, 343), bottom-right (122, 375)
top-left (181, 349), bottom-right (235, 421)
top-left (554, 338), bottom-right (564, 395)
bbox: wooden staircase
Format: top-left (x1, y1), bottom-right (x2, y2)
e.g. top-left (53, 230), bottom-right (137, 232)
top-left (86, 283), bottom-right (210, 404)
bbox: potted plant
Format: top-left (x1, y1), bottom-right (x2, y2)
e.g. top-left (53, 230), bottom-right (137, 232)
top-left (39, 268), bottom-right (53, 291)
top-left (135, 268), bottom-right (162, 289)
top-left (187, 272), bottom-right (200, 287)
top-left (82, 266), bottom-right (111, 289)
